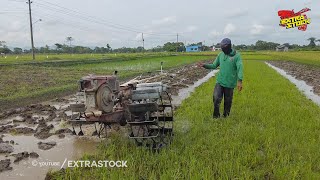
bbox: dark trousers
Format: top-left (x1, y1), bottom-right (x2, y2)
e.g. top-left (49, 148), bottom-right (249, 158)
top-left (213, 83), bottom-right (234, 118)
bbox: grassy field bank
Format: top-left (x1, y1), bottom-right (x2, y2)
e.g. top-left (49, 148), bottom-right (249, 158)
top-left (263, 51), bottom-right (320, 66)
top-left (2, 51), bottom-right (320, 66)
top-left (0, 52), bottom-right (175, 64)
top-left (50, 60), bottom-right (320, 179)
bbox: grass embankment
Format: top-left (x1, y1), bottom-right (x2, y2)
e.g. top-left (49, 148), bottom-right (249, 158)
top-left (0, 52), bottom-right (172, 65)
top-left (0, 55), bottom-right (213, 110)
top-left (50, 60), bottom-right (320, 179)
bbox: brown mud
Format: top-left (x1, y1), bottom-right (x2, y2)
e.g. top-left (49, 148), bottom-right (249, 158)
top-left (136, 62), bottom-right (210, 95)
top-left (268, 61), bottom-right (320, 96)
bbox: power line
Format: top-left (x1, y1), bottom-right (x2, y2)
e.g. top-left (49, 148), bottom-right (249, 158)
top-left (34, 0), bottom-right (179, 37)
top-left (40, 0), bottom-right (144, 33)
top-left (40, 0), bottom-right (181, 36)
top-left (6, 0), bottom-right (25, 2)
top-left (33, 11), bottom-right (92, 30)
top-left (32, 10), bottom-right (134, 37)
top-left (0, 10), bottom-right (27, 13)
top-left (7, 0), bottom-right (184, 37)
top-left (7, 0), bottom-right (189, 48)
top-left (32, 12), bottom-right (165, 49)
top-left (34, 10), bottom-right (182, 43)
top-left (34, 2), bottom-right (141, 33)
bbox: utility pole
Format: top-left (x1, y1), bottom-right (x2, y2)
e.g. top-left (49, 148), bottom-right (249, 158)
top-left (142, 33), bottom-right (144, 52)
top-left (176, 33), bottom-right (179, 52)
top-left (27, 0), bottom-right (35, 60)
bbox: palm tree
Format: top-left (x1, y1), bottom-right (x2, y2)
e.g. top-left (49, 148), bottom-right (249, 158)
top-left (66, 37), bottom-right (74, 54)
top-left (0, 41), bottom-right (6, 47)
top-left (106, 44), bottom-right (111, 53)
top-left (54, 43), bottom-right (63, 53)
top-left (307, 37), bottom-right (316, 47)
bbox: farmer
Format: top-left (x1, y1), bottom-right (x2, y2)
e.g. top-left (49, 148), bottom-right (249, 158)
top-left (199, 38), bottom-right (243, 118)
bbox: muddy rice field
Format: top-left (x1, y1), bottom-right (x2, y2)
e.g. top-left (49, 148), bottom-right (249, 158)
top-left (0, 61), bottom-right (211, 179)
top-left (268, 61), bottom-right (320, 96)
top-left (1, 58), bottom-right (320, 179)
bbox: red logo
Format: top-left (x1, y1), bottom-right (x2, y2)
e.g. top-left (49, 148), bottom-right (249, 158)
top-left (278, 8), bottom-right (311, 31)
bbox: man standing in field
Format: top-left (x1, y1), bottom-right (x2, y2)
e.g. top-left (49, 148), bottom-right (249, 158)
top-left (199, 38), bottom-right (243, 118)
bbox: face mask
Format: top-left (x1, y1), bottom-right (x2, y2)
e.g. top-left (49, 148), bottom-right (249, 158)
top-left (222, 44), bottom-right (232, 55)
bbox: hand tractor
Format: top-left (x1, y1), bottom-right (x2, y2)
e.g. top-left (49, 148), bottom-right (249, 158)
top-left (69, 72), bottom-right (174, 149)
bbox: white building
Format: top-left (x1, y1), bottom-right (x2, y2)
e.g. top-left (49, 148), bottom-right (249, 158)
top-left (276, 44), bottom-right (289, 52)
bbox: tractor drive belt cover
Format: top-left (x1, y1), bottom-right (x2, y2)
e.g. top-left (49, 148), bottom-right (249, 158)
top-left (131, 89), bottom-right (160, 100)
top-left (127, 103), bottom-right (158, 113)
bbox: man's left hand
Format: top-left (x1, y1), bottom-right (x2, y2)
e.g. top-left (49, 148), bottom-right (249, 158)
top-left (237, 81), bottom-right (243, 92)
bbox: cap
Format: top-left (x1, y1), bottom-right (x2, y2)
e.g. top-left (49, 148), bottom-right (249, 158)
top-left (220, 38), bottom-right (231, 47)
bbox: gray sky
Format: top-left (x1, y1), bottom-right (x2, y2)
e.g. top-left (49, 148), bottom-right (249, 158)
top-left (1, 0), bottom-right (319, 49)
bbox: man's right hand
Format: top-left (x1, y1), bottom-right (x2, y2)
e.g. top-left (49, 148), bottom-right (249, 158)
top-left (197, 62), bottom-right (205, 68)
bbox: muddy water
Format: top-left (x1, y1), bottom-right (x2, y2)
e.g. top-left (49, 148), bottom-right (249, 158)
top-left (0, 98), bottom-right (100, 180)
top-left (266, 62), bottom-right (320, 106)
top-left (172, 70), bottom-right (219, 105)
top-left (0, 135), bottom-right (98, 180)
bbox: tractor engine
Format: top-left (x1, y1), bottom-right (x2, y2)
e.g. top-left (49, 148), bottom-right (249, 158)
top-left (78, 75), bottom-right (119, 114)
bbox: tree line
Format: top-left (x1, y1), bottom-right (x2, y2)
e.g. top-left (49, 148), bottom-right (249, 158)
top-left (233, 37), bottom-right (320, 51)
top-left (1, 37), bottom-right (319, 54)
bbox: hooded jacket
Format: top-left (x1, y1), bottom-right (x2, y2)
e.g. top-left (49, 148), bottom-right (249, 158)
top-left (203, 49), bottom-right (243, 88)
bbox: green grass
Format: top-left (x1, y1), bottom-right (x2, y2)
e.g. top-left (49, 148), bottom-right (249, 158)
top-left (261, 51), bottom-right (320, 66)
top-left (0, 52), bottom-right (172, 64)
top-left (183, 51), bottom-right (320, 66)
top-left (0, 55), bottom-right (212, 110)
top-left (49, 60), bottom-right (320, 179)
top-left (194, 51), bottom-right (320, 66)
top-left (1, 51), bottom-right (319, 66)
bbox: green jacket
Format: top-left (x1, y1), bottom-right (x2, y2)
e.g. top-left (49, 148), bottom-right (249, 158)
top-left (203, 49), bottom-right (243, 88)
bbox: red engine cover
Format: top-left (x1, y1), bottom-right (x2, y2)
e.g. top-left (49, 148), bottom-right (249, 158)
top-left (80, 75), bottom-right (118, 92)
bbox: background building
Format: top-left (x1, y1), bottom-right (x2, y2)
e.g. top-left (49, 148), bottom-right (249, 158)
top-left (185, 45), bottom-right (201, 52)
top-left (276, 44), bottom-right (289, 51)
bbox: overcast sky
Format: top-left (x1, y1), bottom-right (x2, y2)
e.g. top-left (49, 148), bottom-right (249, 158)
top-left (1, 0), bottom-right (319, 49)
